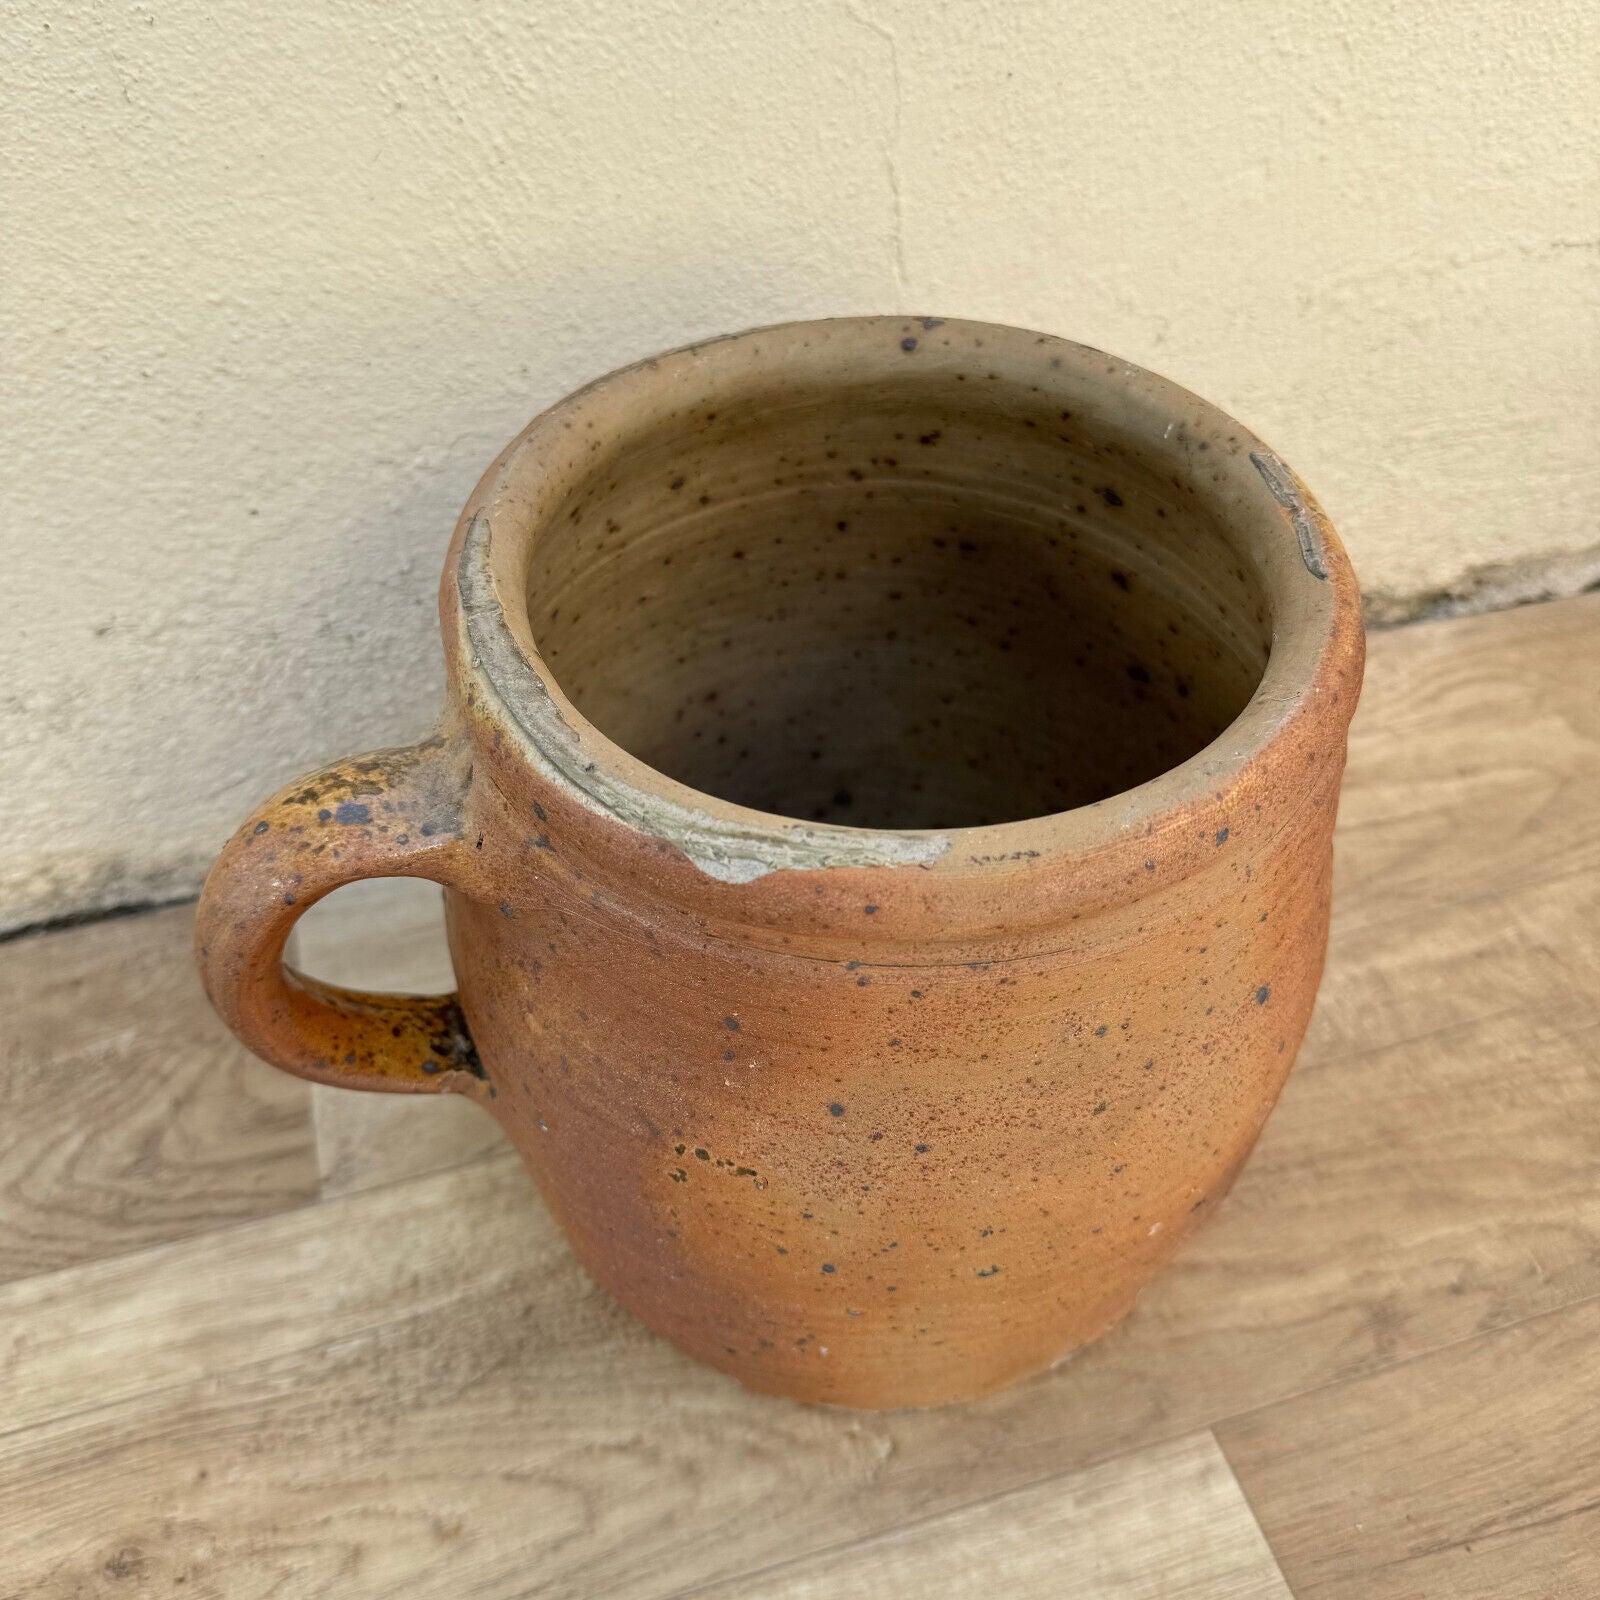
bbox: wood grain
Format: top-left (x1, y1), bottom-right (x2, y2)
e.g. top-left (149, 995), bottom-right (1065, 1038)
top-left (1330, 592), bottom-right (1600, 942)
top-left (0, 903), bottom-right (319, 1285)
top-left (1218, 1295), bottom-right (1600, 1599)
top-left (0, 1154), bottom-right (903, 1600)
top-left (691, 1432), bottom-right (1290, 1600)
top-left (0, 593), bottom-right (1595, 1596)
top-left (0, 1184), bottom-right (1297, 1600)
top-left (0, 1150), bottom-right (524, 1439)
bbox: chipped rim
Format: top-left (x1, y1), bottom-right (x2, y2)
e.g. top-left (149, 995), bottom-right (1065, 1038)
top-left (446, 316), bottom-right (1362, 887)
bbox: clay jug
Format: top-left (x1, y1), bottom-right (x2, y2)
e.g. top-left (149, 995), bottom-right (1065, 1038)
top-left (197, 317), bottom-right (1363, 1407)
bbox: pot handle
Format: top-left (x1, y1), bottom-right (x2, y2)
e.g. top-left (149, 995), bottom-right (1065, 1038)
top-left (194, 732), bottom-right (487, 1096)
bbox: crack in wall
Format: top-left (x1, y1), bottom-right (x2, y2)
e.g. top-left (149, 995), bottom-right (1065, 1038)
top-left (843, 0), bottom-right (908, 304)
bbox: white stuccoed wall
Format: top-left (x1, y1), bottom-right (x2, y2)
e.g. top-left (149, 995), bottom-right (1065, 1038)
top-left (4, 0), bottom-right (1597, 932)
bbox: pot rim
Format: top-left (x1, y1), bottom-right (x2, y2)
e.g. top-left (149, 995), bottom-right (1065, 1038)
top-left (445, 315), bottom-right (1363, 892)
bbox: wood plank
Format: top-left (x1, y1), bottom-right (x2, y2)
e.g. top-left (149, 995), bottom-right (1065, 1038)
top-left (1218, 1295), bottom-right (1600, 1600)
top-left (0, 1185), bottom-right (1300, 1600)
top-left (1232, 870), bottom-right (1600, 1349)
top-left (691, 1432), bottom-right (1290, 1600)
top-left (0, 1156), bottom-right (905, 1600)
top-left (0, 1151), bottom-right (523, 1439)
top-left (0, 903), bottom-right (319, 1285)
top-left (289, 878), bottom-right (507, 1198)
top-left (0, 594), bottom-right (1594, 1596)
top-left (1331, 591), bottom-right (1600, 941)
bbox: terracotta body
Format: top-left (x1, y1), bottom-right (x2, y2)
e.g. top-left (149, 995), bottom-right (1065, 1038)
top-left (197, 318), bottom-right (1363, 1408)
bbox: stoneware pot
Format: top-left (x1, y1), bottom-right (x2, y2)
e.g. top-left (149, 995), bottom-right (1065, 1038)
top-left (197, 316), bottom-right (1363, 1409)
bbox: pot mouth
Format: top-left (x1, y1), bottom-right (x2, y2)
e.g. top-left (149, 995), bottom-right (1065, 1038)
top-left (452, 317), bottom-right (1359, 886)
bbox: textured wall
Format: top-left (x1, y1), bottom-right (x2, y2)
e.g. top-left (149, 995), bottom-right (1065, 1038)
top-left (4, 0), bottom-right (1597, 931)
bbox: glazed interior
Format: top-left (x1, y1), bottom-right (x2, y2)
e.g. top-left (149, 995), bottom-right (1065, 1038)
top-left (526, 363), bottom-right (1272, 830)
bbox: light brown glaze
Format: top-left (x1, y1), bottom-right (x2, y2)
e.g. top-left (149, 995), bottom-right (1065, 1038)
top-left (197, 317), bottom-right (1363, 1408)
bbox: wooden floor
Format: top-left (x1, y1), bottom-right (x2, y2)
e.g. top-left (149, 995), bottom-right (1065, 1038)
top-left (2, 593), bottom-right (1597, 1599)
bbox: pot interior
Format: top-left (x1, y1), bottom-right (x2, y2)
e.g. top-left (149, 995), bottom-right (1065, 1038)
top-left (526, 367), bottom-right (1271, 830)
